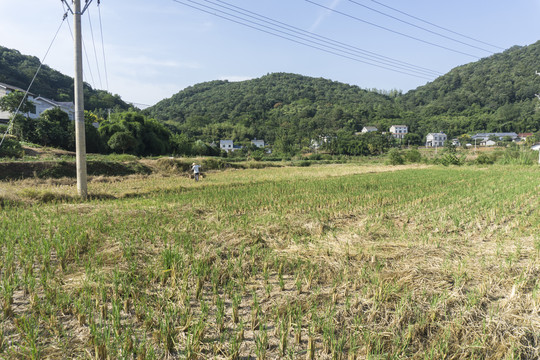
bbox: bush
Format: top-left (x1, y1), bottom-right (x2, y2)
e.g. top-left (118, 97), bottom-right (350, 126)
top-left (404, 148), bottom-right (422, 163)
top-left (475, 153), bottom-right (496, 165)
top-left (437, 153), bottom-right (464, 166)
top-left (0, 135), bottom-right (24, 158)
top-left (386, 148), bottom-right (404, 165)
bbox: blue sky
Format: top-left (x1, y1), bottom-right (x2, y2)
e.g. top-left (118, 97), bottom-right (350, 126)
top-left (1, 0), bottom-right (539, 107)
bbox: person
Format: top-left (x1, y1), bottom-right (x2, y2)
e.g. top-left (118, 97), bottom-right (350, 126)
top-left (191, 162), bottom-right (201, 181)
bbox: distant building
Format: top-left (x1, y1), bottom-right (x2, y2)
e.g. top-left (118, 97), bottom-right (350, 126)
top-left (361, 126), bottom-right (378, 133)
top-left (471, 132), bottom-right (518, 141)
top-left (389, 125), bottom-right (408, 139)
top-left (481, 139), bottom-right (497, 147)
top-left (518, 133), bottom-right (534, 142)
top-left (220, 140), bottom-right (234, 152)
top-left (425, 132), bottom-right (447, 147)
top-left (251, 139), bottom-right (265, 148)
top-left (31, 96), bottom-right (75, 121)
top-left (0, 82), bottom-right (74, 122)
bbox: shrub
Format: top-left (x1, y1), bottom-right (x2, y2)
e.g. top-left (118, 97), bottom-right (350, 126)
top-left (386, 148), bottom-right (404, 165)
top-left (0, 135), bottom-right (24, 158)
top-left (475, 153), bottom-right (495, 165)
top-left (404, 148), bottom-right (422, 163)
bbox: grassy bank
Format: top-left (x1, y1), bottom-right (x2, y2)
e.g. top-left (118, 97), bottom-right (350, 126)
top-left (0, 164), bottom-right (539, 359)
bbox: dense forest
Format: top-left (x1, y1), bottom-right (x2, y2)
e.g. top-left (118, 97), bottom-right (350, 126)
top-left (0, 46), bottom-right (130, 112)
top-left (144, 73), bottom-right (401, 149)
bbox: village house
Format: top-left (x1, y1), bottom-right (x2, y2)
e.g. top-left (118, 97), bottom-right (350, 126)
top-left (0, 82), bottom-right (74, 122)
top-left (425, 132), bottom-right (447, 147)
top-left (471, 132), bottom-right (518, 141)
top-left (31, 96), bottom-right (75, 121)
top-left (251, 139), bottom-right (265, 148)
top-left (389, 125), bottom-right (408, 139)
top-left (361, 126), bottom-right (378, 133)
top-left (220, 140), bottom-right (234, 152)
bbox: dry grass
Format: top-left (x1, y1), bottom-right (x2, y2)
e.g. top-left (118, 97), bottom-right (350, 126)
top-left (0, 163), bottom-right (538, 359)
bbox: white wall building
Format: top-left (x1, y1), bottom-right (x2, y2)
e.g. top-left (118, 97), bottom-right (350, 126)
top-left (361, 126), bottom-right (378, 133)
top-left (220, 140), bottom-right (234, 152)
top-left (389, 125), bottom-right (408, 139)
top-left (0, 82), bottom-right (74, 122)
top-left (251, 139), bottom-right (265, 148)
top-left (31, 97), bottom-right (75, 121)
top-left (425, 132), bottom-right (447, 147)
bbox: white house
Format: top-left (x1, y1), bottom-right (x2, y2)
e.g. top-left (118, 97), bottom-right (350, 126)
top-left (361, 126), bottom-right (378, 133)
top-left (0, 82), bottom-right (74, 122)
top-left (31, 97), bottom-right (75, 121)
top-left (220, 140), bottom-right (234, 152)
top-left (251, 139), bottom-right (265, 148)
top-left (471, 132), bottom-right (518, 141)
top-left (389, 125), bottom-right (408, 139)
top-left (425, 132), bottom-right (447, 147)
top-left (481, 139), bottom-right (497, 147)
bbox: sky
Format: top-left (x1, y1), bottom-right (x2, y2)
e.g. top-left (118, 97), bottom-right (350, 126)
top-left (1, 0), bottom-right (540, 107)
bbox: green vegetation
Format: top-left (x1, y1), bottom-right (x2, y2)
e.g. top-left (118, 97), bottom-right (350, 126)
top-left (0, 164), bottom-right (539, 358)
top-left (0, 46), bottom-right (130, 112)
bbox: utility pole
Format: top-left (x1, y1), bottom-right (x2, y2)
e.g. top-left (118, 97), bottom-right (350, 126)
top-left (74, 0), bottom-right (88, 198)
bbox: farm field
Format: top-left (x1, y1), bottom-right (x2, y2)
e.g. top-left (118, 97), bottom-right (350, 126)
top-left (0, 164), bottom-right (539, 359)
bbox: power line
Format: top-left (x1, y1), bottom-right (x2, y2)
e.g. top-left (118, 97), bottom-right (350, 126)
top-left (172, 0), bottom-right (437, 80)
top-left (62, 1), bottom-right (97, 88)
top-left (347, 0), bottom-right (494, 54)
top-left (305, 0), bottom-right (481, 59)
top-left (206, 0), bottom-right (442, 76)
top-left (97, 0), bottom-right (110, 91)
top-left (86, 8), bottom-right (103, 89)
top-left (368, 0), bottom-right (504, 51)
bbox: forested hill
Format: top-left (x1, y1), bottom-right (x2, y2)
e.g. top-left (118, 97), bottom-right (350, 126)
top-left (145, 73), bottom-right (399, 144)
top-left (399, 40), bottom-right (540, 136)
top-left (147, 41), bottom-right (540, 142)
top-left (0, 46), bottom-right (130, 112)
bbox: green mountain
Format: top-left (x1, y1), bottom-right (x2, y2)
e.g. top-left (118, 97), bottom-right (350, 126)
top-left (0, 46), bottom-right (130, 112)
top-left (147, 41), bottom-right (540, 142)
top-left (144, 73), bottom-right (400, 145)
top-left (401, 41), bottom-right (540, 137)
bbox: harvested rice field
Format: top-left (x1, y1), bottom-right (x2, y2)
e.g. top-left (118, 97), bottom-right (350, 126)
top-left (0, 163), bottom-right (539, 359)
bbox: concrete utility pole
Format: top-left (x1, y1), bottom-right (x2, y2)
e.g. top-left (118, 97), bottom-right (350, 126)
top-left (74, 0), bottom-right (88, 198)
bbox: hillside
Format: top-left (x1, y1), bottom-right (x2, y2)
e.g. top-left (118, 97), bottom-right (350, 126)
top-left (147, 42), bottom-right (540, 142)
top-left (0, 46), bottom-right (130, 112)
top-left (401, 40), bottom-right (540, 137)
top-left (144, 73), bottom-right (399, 145)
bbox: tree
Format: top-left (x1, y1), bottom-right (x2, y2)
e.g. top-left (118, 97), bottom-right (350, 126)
top-left (107, 131), bottom-right (137, 153)
top-left (0, 90), bottom-right (35, 116)
top-left (35, 107), bottom-right (71, 149)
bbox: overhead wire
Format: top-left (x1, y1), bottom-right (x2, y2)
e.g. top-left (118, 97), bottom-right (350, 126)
top-left (97, 0), bottom-right (110, 91)
top-left (171, 0), bottom-right (437, 80)
top-left (207, 0), bottom-right (441, 77)
top-left (346, 0), bottom-right (494, 54)
top-left (368, 0), bottom-right (504, 51)
top-left (304, 0), bottom-right (481, 58)
top-left (62, 1), bottom-right (97, 88)
top-left (0, 14), bottom-right (67, 148)
top-left (86, 8), bottom-right (103, 89)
